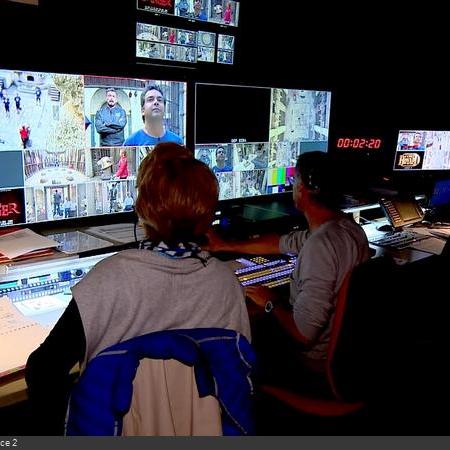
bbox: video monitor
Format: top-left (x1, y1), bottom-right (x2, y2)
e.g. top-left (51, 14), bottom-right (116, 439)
top-left (0, 68), bottom-right (187, 227)
top-left (194, 83), bottom-right (332, 201)
top-left (137, 0), bottom-right (240, 27)
top-left (379, 197), bottom-right (424, 229)
top-left (217, 33), bottom-right (235, 64)
top-left (136, 0), bottom-right (239, 67)
top-left (136, 22), bottom-right (216, 64)
top-left (393, 130), bottom-right (450, 171)
top-left (430, 178), bottom-right (450, 208)
top-left (136, 23), bottom-right (236, 65)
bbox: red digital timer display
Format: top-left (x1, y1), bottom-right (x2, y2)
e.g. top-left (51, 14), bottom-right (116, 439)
top-left (336, 138), bottom-right (382, 149)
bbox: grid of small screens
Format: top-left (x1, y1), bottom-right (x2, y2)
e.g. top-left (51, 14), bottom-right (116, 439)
top-left (136, 0), bottom-right (238, 66)
top-left (394, 130), bottom-right (450, 171)
top-left (194, 83), bottom-right (332, 201)
top-left (136, 23), bottom-right (235, 65)
top-left (137, 0), bottom-right (240, 27)
top-left (0, 68), bottom-right (186, 227)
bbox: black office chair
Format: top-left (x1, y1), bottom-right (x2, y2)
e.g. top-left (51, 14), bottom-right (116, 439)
top-left (259, 255), bottom-right (398, 431)
top-left (441, 237), bottom-right (450, 259)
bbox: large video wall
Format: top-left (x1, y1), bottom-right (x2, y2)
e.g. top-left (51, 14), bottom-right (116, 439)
top-left (0, 68), bottom-right (186, 226)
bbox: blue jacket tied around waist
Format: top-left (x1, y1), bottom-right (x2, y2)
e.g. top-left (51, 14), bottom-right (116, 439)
top-left (65, 328), bottom-right (256, 436)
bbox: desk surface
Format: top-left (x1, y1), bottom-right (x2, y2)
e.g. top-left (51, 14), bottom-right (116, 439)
top-left (362, 220), bottom-right (446, 265)
top-left (0, 372), bottom-right (27, 408)
top-left (0, 218), bottom-right (444, 408)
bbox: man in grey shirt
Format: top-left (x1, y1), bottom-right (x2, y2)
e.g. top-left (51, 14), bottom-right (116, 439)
top-left (207, 151), bottom-right (369, 371)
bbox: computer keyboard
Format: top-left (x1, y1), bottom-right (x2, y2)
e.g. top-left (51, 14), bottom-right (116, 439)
top-left (369, 230), bottom-right (431, 249)
top-left (234, 255), bottom-right (296, 288)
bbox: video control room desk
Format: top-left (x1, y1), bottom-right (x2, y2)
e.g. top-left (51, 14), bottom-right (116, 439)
top-left (344, 200), bottom-right (446, 264)
top-left (0, 215), bottom-right (444, 409)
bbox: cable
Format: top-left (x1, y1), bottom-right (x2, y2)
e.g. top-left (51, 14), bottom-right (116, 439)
top-left (132, 210), bottom-right (139, 244)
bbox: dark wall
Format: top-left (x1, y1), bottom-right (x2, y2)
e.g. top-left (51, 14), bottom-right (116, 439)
top-left (3, 2), bottom-right (447, 122)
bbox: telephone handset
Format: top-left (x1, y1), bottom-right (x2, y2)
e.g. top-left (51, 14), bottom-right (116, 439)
top-left (379, 197), bottom-right (424, 229)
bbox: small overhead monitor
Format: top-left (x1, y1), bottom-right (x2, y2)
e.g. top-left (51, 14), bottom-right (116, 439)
top-left (194, 83), bottom-right (332, 201)
top-left (136, 0), bottom-right (239, 66)
top-left (137, 23), bottom-right (231, 65)
top-left (393, 130), bottom-right (450, 171)
top-left (137, 0), bottom-right (240, 27)
top-left (0, 67), bottom-right (187, 228)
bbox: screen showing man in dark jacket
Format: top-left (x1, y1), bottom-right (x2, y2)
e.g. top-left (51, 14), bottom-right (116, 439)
top-left (94, 88), bottom-right (127, 146)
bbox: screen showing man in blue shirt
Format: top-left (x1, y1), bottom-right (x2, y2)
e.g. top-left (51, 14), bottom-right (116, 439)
top-left (124, 85), bottom-right (183, 146)
top-left (212, 146), bottom-right (232, 173)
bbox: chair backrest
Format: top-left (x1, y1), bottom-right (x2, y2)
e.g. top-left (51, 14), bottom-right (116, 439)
top-left (122, 358), bottom-right (222, 436)
top-left (65, 328), bottom-right (256, 436)
top-left (326, 256), bottom-right (396, 401)
top-left (325, 270), bottom-right (352, 400)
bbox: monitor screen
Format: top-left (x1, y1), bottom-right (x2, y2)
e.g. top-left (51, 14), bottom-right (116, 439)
top-left (380, 197), bottom-right (424, 229)
top-left (136, 1), bottom-right (239, 66)
top-left (137, 0), bottom-right (240, 27)
top-left (393, 130), bottom-right (450, 171)
top-left (394, 200), bottom-right (422, 222)
top-left (137, 23), bottom-right (228, 65)
top-left (0, 68), bottom-right (187, 227)
top-left (194, 83), bottom-right (332, 200)
top-left (430, 178), bottom-right (450, 208)
top-left (136, 25), bottom-right (236, 66)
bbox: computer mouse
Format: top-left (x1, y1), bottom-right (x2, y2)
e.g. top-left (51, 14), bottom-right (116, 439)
top-left (377, 224), bottom-right (395, 232)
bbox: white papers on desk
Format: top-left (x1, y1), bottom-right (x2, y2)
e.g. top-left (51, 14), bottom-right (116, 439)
top-left (85, 223), bottom-right (146, 244)
top-left (0, 296), bottom-right (50, 377)
top-left (0, 228), bottom-right (59, 259)
top-left (429, 228), bottom-right (450, 239)
top-left (408, 227), bottom-right (447, 255)
top-left (14, 295), bottom-right (69, 317)
top-left (45, 230), bottom-right (114, 254)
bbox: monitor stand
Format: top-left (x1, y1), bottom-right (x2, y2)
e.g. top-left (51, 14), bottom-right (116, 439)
top-left (215, 201), bottom-right (306, 241)
top-left (241, 204), bottom-right (290, 222)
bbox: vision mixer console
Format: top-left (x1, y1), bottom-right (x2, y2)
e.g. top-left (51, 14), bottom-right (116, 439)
top-left (234, 254), bottom-right (296, 288)
top-left (0, 252), bottom-right (116, 327)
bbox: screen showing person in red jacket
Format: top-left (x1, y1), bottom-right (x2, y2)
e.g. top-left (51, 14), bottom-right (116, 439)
top-left (223, 2), bottom-right (232, 24)
top-left (19, 124), bottom-right (31, 149)
top-left (115, 149), bottom-right (129, 179)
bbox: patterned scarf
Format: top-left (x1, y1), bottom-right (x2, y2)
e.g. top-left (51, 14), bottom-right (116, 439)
top-left (139, 239), bottom-right (209, 266)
